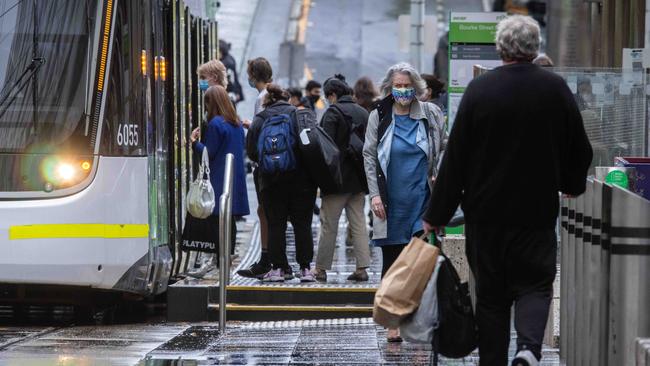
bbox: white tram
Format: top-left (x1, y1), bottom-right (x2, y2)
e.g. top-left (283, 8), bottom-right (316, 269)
top-left (0, 0), bottom-right (216, 300)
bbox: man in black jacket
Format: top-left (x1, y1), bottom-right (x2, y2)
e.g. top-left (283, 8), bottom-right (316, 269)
top-left (312, 75), bottom-right (371, 282)
top-left (423, 16), bottom-right (592, 366)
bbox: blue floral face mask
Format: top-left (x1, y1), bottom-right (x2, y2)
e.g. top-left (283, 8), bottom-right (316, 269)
top-left (392, 87), bottom-right (416, 106)
top-left (199, 79), bottom-right (209, 91)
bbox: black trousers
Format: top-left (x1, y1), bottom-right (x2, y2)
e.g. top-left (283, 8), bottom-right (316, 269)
top-left (261, 182), bottom-right (317, 270)
top-left (465, 223), bottom-right (557, 365)
top-left (380, 244), bottom-right (407, 278)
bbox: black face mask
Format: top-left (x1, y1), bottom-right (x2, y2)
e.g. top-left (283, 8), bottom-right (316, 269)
top-left (307, 95), bottom-right (320, 106)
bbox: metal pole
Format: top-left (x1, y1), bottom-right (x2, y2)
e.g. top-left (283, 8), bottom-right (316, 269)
top-left (410, 0), bottom-right (424, 71)
top-left (560, 195), bottom-right (569, 363)
top-left (218, 153), bottom-right (234, 333)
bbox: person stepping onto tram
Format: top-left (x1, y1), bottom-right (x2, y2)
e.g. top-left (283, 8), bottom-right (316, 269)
top-left (312, 74), bottom-right (371, 283)
top-left (189, 86), bottom-right (250, 277)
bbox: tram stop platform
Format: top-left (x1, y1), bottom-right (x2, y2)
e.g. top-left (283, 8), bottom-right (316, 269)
top-left (168, 216), bottom-right (383, 322)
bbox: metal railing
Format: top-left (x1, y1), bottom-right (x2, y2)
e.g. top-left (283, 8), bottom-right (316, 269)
top-left (560, 172), bottom-right (650, 366)
top-left (218, 153), bottom-right (234, 333)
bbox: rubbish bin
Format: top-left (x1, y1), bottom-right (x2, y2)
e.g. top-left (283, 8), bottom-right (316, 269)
top-left (615, 157), bottom-right (650, 200)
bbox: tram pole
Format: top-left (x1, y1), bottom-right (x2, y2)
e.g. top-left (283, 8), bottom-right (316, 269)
top-left (219, 153), bottom-right (234, 333)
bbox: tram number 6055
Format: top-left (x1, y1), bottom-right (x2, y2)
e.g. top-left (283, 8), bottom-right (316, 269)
top-left (117, 124), bottom-right (139, 146)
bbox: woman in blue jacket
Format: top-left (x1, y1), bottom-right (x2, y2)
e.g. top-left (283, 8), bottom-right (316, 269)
top-left (190, 85), bottom-right (250, 268)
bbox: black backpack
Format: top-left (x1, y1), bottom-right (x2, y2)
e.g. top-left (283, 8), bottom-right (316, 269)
top-left (432, 253), bottom-right (478, 361)
top-left (293, 108), bottom-right (343, 192)
top-left (330, 104), bottom-right (366, 182)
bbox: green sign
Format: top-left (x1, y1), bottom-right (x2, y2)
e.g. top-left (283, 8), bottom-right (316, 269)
top-left (605, 170), bottom-right (629, 189)
top-left (449, 22), bottom-right (499, 43)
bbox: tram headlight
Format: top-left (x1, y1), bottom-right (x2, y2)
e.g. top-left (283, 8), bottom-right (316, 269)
top-left (56, 163), bottom-right (76, 182)
top-left (41, 157), bottom-right (93, 190)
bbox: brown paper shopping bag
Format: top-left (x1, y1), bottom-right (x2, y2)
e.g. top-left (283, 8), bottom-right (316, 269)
top-left (373, 234), bottom-right (440, 328)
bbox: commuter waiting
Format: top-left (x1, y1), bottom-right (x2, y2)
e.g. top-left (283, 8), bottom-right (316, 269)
top-left (312, 74), bottom-right (371, 283)
top-left (189, 86), bottom-right (250, 275)
top-left (238, 57), bottom-right (279, 279)
top-left (363, 62), bottom-right (447, 342)
top-left (353, 76), bottom-right (380, 112)
top-left (246, 85), bottom-right (317, 282)
top-left (303, 80), bottom-right (322, 111)
top-left (423, 15), bottom-right (592, 366)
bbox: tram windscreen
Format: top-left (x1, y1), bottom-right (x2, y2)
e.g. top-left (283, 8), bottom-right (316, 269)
top-left (0, 0), bottom-right (97, 154)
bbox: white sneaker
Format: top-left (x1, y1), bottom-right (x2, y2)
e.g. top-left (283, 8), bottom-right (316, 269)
top-left (511, 350), bottom-right (539, 366)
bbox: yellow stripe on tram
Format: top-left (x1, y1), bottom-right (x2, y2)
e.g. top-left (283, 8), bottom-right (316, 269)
top-left (9, 224), bottom-right (149, 240)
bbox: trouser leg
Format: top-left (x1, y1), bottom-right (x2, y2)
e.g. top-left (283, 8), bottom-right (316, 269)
top-left (254, 170), bottom-right (270, 265)
top-left (380, 244), bottom-right (406, 278)
top-left (315, 194), bottom-right (347, 270)
top-left (466, 223), bottom-right (512, 366)
top-left (289, 186), bottom-right (317, 269)
top-left (262, 186), bottom-right (290, 269)
top-left (509, 228), bottom-right (557, 361)
top-left (345, 193), bottom-right (370, 269)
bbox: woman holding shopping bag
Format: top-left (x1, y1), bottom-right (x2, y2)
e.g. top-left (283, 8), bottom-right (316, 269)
top-left (363, 62), bottom-right (447, 342)
top-left (189, 86), bottom-right (250, 275)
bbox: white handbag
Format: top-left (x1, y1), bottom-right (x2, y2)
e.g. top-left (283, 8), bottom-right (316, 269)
top-left (186, 148), bottom-right (215, 219)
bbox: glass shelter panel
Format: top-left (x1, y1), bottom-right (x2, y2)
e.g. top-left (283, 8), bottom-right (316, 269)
top-left (551, 68), bottom-right (647, 171)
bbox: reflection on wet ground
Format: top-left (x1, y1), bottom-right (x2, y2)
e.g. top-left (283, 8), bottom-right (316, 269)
top-left (0, 319), bottom-right (560, 365)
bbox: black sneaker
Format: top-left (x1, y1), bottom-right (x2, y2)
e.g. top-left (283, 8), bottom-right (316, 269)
top-left (237, 262), bottom-right (271, 279)
top-left (284, 266), bottom-right (294, 280)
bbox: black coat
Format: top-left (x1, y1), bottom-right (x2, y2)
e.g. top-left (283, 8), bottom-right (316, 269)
top-left (246, 101), bottom-right (313, 192)
top-left (320, 95), bottom-right (369, 195)
top-left (423, 62), bottom-right (593, 229)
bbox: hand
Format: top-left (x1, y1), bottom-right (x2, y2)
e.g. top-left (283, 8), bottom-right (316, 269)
top-left (242, 119), bottom-right (252, 129)
top-left (422, 220), bottom-right (441, 235)
top-left (190, 127), bottom-right (200, 143)
top-left (371, 196), bottom-right (386, 220)
top-left (431, 175), bottom-right (436, 183)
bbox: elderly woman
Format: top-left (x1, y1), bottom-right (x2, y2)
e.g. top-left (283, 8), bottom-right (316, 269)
top-left (363, 62), bottom-right (447, 342)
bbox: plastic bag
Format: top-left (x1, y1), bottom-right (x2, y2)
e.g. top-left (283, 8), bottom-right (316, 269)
top-left (400, 255), bottom-right (444, 343)
top-left (187, 148), bottom-right (215, 219)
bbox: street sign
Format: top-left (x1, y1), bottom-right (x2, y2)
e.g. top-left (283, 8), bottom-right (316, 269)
top-left (447, 12), bottom-right (506, 128)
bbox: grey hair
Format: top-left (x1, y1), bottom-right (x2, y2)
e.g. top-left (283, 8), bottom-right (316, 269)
top-left (495, 15), bottom-right (541, 62)
top-left (379, 62), bottom-right (427, 98)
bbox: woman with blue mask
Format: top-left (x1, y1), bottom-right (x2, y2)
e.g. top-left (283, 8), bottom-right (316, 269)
top-left (363, 62), bottom-right (447, 342)
top-left (197, 59), bottom-right (228, 92)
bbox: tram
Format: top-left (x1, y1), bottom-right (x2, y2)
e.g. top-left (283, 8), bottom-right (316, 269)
top-left (0, 0), bottom-right (215, 300)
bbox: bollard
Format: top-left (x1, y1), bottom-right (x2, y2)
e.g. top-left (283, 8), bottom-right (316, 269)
top-left (575, 192), bottom-right (585, 366)
top-left (218, 153), bottom-right (235, 334)
top-left (567, 197), bottom-right (577, 366)
top-left (637, 338), bottom-right (650, 366)
top-left (582, 180), bottom-right (593, 366)
top-left (560, 195), bottom-right (569, 363)
top-left (577, 179), bottom-right (593, 366)
top-left (607, 186), bottom-right (650, 366)
top-left (599, 182), bottom-right (613, 366)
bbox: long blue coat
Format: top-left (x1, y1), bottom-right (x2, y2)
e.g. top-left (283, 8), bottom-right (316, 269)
top-left (193, 116), bottom-right (250, 217)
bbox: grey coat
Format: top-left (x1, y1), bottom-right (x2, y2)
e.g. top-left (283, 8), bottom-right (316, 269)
top-left (363, 97), bottom-right (447, 239)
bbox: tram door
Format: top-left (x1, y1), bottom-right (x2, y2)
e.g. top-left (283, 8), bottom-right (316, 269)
top-left (147, 0), bottom-right (170, 252)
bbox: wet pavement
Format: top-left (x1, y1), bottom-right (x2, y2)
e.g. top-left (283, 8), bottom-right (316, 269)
top-left (0, 320), bottom-right (560, 365)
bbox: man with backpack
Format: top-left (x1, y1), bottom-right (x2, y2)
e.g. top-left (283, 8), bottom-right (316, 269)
top-left (312, 74), bottom-right (371, 282)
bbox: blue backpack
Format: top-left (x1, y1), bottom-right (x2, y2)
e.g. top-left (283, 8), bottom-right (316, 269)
top-left (257, 113), bottom-right (297, 174)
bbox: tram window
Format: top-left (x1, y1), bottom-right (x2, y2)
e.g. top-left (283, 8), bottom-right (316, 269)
top-left (0, 0), bottom-right (97, 155)
top-left (100, 1), bottom-right (146, 156)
